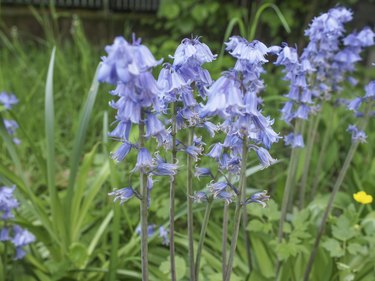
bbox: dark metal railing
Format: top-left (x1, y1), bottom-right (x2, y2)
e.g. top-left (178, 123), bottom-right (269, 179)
top-left (0, 0), bottom-right (160, 12)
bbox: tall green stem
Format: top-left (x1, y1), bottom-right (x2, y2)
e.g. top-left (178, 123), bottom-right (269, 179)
top-left (310, 116), bottom-right (334, 199)
top-left (169, 104), bottom-right (177, 281)
top-left (277, 121), bottom-right (302, 241)
top-left (224, 139), bottom-right (248, 281)
top-left (187, 128), bottom-right (196, 281)
top-left (139, 110), bottom-right (149, 281)
top-left (2, 224), bottom-right (8, 281)
top-left (242, 179), bottom-right (252, 273)
top-left (195, 200), bottom-right (213, 281)
top-left (303, 141), bottom-right (358, 281)
top-left (276, 121), bottom-right (302, 277)
top-left (222, 203), bottom-right (229, 280)
top-left (299, 114), bottom-right (321, 209)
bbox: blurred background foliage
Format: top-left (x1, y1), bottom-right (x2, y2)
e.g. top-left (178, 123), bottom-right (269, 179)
top-left (0, 0), bottom-right (375, 280)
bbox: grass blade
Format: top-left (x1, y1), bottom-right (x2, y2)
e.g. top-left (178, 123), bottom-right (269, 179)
top-left (66, 64), bottom-right (100, 237)
top-left (45, 47), bottom-right (66, 252)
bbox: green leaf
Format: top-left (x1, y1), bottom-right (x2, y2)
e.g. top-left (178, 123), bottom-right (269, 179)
top-left (250, 237), bottom-right (275, 278)
top-left (68, 242), bottom-right (89, 269)
top-left (322, 238), bottom-right (345, 258)
top-left (66, 64), bottom-right (100, 227)
top-left (247, 219), bottom-right (272, 234)
top-left (160, 255), bottom-right (186, 280)
top-left (347, 243), bottom-right (366, 255)
top-left (332, 216), bottom-right (357, 241)
top-left (275, 242), bottom-right (300, 260)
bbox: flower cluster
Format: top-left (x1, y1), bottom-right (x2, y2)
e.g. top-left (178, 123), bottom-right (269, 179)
top-left (274, 7), bottom-right (374, 147)
top-left (0, 92), bottom-right (20, 145)
top-left (98, 35), bottom-right (169, 160)
top-left (0, 185), bottom-right (35, 259)
top-left (192, 36), bottom-right (279, 203)
top-left (99, 35), bottom-right (181, 205)
top-left (274, 44), bottom-right (314, 128)
top-left (345, 79), bottom-right (374, 143)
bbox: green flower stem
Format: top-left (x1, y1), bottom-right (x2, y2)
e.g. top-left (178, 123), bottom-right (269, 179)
top-left (277, 121), bottom-right (302, 241)
top-left (222, 203), bottom-right (229, 280)
top-left (139, 109), bottom-right (149, 281)
top-left (3, 223), bottom-right (8, 281)
top-left (169, 103), bottom-right (177, 281)
top-left (224, 138), bottom-right (248, 281)
top-left (187, 128), bottom-right (196, 281)
top-left (195, 199), bottom-right (213, 281)
top-left (299, 113), bottom-right (321, 209)
top-left (276, 121), bottom-right (302, 277)
top-left (242, 180), bottom-right (252, 273)
top-left (108, 203), bottom-right (120, 281)
top-left (303, 141), bottom-right (359, 281)
top-left (310, 115), bottom-right (334, 199)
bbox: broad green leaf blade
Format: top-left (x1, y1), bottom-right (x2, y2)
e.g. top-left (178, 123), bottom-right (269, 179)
top-left (66, 64), bottom-right (100, 231)
top-left (70, 143), bottom-right (99, 240)
top-left (45, 47), bottom-right (66, 250)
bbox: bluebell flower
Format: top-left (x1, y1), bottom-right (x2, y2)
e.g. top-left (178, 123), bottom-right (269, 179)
top-left (133, 148), bottom-right (153, 173)
top-left (347, 97), bottom-right (363, 112)
top-left (194, 167), bottom-right (212, 179)
top-left (206, 143), bottom-right (223, 160)
top-left (172, 37), bottom-right (216, 66)
top-left (111, 142), bottom-right (132, 163)
top-left (208, 181), bottom-right (228, 196)
top-left (0, 185), bottom-right (19, 219)
top-left (0, 92), bottom-right (18, 110)
top-left (0, 227), bottom-right (9, 241)
top-left (152, 154), bottom-right (178, 176)
top-left (159, 226), bottom-right (169, 246)
top-left (255, 147), bottom-right (277, 168)
top-left (347, 125), bottom-right (367, 143)
top-left (365, 81), bottom-right (375, 99)
top-left (4, 119), bottom-right (19, 140)
top-left (145, 113), bottom-right (171, 146)
top-left (108, 187), bottom-right (136, 204)
top-left (191, 191), bottom-right (209, 203)
top-left (11, 225), bottom-right (35, 260)
top-left (98, 36), bottom-right (162, 84)
top-left (226, 37), bottom-right (268, 64)
top-left (185, 145), bottom-right (203, 161)
top-left (214, 191), bottom-right (233, 204)
top-left (244, 190), bottom-right (270, 207)
top-left (135, 224), bottom-right (156, 237)
top-left (284, 133), bottom-right (304, 148)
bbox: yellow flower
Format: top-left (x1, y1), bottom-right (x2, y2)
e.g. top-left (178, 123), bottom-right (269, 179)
top-left (353, 191), bottom-right (373, 204)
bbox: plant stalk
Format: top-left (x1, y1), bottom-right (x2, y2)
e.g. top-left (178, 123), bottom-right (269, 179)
top-left (222, 203), bottom-right (229, 280)
top-left (242, 178), bottom-right (252, 273)
top-left (195, 200), bottom-right (213, 281)
top-left (303, 141), bottom-right (358, 281)
top-left (169, 103), bottom-right (177, 281)
top-left (299, 114), bottom-right (320, 209)
top-left (310, 114), bottom-right (334, 199)
top-left (187, 128), bottom-right (196, 281)
top-left (224, 139), bottom-right (248, 281)
top-left (276, 121), bottom-right (302, 277)
top-left (139, 110), bottom-right (149, 281)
